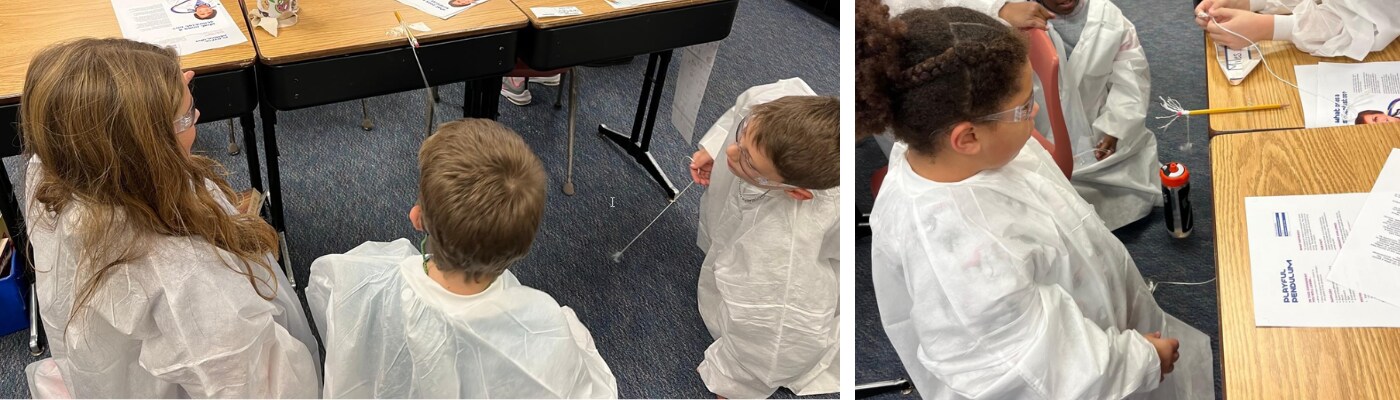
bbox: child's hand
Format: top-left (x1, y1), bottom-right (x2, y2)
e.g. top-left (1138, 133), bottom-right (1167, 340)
top-left (998, 2), bottom-right (1055, 31)
top-left (691, 148), bottom-right (714, 186)
top-left (1202, 8), bottom-right (1274, 50)
top-left (1194, 0), bottom-right (1247, 17)
top-left (1143, 332), bottom-right (1180, 381)
top-left (1094, 136), bottom-right (1118, 161)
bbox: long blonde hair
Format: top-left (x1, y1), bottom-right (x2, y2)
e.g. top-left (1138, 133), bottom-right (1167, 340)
top-left (20, 38), bottom-right (281, 326)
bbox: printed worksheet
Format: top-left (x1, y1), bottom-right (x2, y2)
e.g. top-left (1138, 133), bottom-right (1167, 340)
top-left (398, 0), bottom-right (487, 20)
top-left (1330, 149), bottom-right (1400, 308)
top-left (111, 0), bottom-right (247, 56)
top-left (1309, 62), bottom-right (1400, 128)
top-left (1245, 193), bottom-right (1400, 327)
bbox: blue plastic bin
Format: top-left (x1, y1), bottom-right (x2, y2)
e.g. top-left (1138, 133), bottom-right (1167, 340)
top-left (0, 250), bottom-right (29, 336)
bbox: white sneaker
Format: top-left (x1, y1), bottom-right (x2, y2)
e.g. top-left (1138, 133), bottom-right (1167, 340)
top-left (531, 74), bottom-right (562, 87)
top-left (501, 77), bottom-right (532, 106)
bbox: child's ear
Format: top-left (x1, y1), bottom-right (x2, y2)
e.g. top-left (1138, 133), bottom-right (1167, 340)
top-left (409, 205), bottom-right (424, 232)
top-left (784, 188), bottom-right (814, 201)
top-left (946, 121), bottom-right (981, 155)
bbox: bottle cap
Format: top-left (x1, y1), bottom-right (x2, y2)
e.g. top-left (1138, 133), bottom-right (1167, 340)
top-left (1161, 162), bottom-right (1190, 188)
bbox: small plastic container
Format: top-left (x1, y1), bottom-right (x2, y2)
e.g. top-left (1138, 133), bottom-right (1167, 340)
top-left (0, 248), bottom-right (29, 336)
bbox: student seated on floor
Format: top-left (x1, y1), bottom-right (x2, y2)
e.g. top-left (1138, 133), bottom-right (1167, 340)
top-left (1033, 0), bottom-right (1163, 230)
top-left (306, 118), bottom-right (618, 399)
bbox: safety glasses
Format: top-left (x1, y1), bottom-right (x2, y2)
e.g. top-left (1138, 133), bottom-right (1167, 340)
top-left (974, 95), bottom-right (1037, 123)
top-left (174, 96), bottom-right (199, 133)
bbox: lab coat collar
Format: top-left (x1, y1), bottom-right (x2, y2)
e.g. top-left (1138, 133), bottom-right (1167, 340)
top-left (397, 256), bottom-right (517, 311)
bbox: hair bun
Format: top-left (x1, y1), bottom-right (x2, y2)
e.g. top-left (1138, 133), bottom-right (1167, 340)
top-left (855, 0), bottom-right (904, 141)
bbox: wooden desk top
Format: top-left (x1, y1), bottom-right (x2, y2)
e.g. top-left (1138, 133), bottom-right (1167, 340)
top-left (1212, 123), bottom-right (1400, 399)
top-left (1205, 36), bottom-right (1400, 134)
top-left (509, 0), bottom-right (716, 29)
top-left (243, 0), bottom-right (527, 65)
top-left (0, 0), bottom-right (256, 105)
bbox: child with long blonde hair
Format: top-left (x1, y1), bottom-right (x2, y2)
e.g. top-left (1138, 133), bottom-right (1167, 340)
top-left (21, 38), bottom-right (319, 398)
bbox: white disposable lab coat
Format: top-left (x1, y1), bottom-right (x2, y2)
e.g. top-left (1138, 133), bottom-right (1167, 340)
top-left (306, 239), bottom-right (617, 399)
top-left (870, 140), bottom-right (1213, 400)
top-left (1032, 0), bottom-right (1162, 230)
top-left (22, 158), bottom-right (321, 398)
top-left (695, 78), bottom-right (841, 399)
top-left (1252, 0), bottom-right (1400, 61)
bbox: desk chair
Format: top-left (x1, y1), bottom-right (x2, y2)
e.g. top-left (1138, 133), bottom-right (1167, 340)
top-left (504, 61), bottom-right (578, 195)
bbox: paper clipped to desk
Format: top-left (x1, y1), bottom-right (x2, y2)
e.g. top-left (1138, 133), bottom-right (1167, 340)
top-left (671, 41), bottom-right (720, 143)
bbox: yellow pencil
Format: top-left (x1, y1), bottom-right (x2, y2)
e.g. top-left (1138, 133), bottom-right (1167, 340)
top-left (393, 11), bottom-right (419, 48)
top-left (1180, 104), bottom-right (1285, 116)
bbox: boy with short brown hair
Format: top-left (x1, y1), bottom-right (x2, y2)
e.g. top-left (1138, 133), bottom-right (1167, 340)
top-left (308, 118), bottom-right (617, 399)
top-left (688, 78), bottom-right (841, 399)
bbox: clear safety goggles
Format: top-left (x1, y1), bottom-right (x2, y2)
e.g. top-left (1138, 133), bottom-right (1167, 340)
top-left (174, 97), bottom-right (200, 133)
top-left (974, 95), bottom-right (1036, 123)
top-left (734, 115), bottom-right (800, 190)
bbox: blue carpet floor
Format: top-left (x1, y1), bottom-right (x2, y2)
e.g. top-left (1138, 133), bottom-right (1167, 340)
top-left (0, 0), bottom-right (837, 397)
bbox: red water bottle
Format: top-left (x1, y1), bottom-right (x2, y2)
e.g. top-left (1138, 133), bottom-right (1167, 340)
top-left (1161, 162), bottom-right (1192, 238)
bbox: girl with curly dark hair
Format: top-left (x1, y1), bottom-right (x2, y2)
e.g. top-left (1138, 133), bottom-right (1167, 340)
top-left (859, 1), bottom-right (1213, 398)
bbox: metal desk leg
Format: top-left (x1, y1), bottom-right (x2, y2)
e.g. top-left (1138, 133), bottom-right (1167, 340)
top-left (599, 50), bottom-right (679, 200)
top-left (258, 104), bottom-right (295, 288)
top-left (463, 77), bottom-right (502, 120)
top-left (241, 113), bottom-right (263, 192)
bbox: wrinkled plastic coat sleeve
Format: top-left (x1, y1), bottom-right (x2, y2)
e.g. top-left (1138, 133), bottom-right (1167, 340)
top-left (305, 239), bottom-right (420, 397)
top-left (898, 233), bottom-right (1161, 399)
top-left (1267, 0), bottom-right (1400, 61)
top-left (306, 239), bottom-right (420, 341)
top-left (1092, 21), bottom-right (1150, 143)
top-left (1249, 0), bottom-right (1302, 15)
top-left (697, 218), bottom-right (841, 399)
top-left (138, 300), bottom-right (320, 398)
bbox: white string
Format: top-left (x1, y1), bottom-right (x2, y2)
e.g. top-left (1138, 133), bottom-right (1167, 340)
top-left (611, 156), bottom-right (699, 263)
top-left (611, 181), bottom-right (696, 262)
top-left (1147, 277), bottom-right (1217, 293)
top-left (1154, 13), bottom-right (1375, 153)
top-left (1200, 12), bottom-right (1373, 110)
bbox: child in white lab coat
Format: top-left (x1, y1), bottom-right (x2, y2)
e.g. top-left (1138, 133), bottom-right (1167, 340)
top-left (21, 38), bottom-right (319, 398)
top-left (307, 119), bottom-right (617, 398)
top-left (857, 1), bottom-right (1214, 398)
top-left (1033, 0), bottom-right (1163, 230)
top-left (687, 80), bottom-right (840, 398)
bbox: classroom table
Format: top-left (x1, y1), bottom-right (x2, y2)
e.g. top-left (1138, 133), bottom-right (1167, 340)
top-left (510, 0), bottom-right (738, 199)
top-left (1212, 123), bottom-right (1400, 399)
top-left (239, 0), bottom-right (528, 275)
top-left (0, 0), bottom-right (264, 357)
top-left (1204, 36), bottom-right (1400, 135)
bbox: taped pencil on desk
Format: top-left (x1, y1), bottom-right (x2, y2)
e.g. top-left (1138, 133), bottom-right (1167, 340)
top-left (1177, 104), bottom-right (1285, 116)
